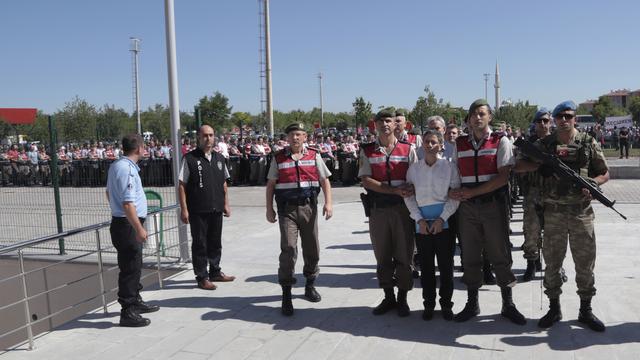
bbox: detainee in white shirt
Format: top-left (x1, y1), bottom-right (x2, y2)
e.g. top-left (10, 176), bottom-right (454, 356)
top-left (403, 129), bottom-right (461, 321)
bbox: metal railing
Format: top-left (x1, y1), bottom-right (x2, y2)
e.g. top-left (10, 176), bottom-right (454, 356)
top-left (0, 205), bottom-right (188, 351)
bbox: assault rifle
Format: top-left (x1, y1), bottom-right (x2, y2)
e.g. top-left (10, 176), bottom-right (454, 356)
top-left (514, 138), bottom-right (627, 220)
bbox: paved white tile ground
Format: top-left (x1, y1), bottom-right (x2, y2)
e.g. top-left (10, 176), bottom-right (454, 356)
top-left (3, 185), bottom-right (640, 359)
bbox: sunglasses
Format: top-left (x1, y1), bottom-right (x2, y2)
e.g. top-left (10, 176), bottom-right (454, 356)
top-left (555, 113), bottom-right (575, 120)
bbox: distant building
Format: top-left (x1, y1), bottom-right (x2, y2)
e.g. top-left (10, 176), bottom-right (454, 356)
top-left (603, 89), bottom-right (630, 108)
top-left (579, 100), bottom-right (597, 112)
top-left (630, 89), bottom-right (640, 98)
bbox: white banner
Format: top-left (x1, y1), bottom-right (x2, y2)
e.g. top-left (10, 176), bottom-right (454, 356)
top-left (604, 115), bottom-right (633, 130)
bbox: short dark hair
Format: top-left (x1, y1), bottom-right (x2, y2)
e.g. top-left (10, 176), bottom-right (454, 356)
top-left (422, 129), bottom-right (444, 144)
top-left (122, 134), bottom-right (143, 155)
top-left (446, 124), bottom-right (459, 132)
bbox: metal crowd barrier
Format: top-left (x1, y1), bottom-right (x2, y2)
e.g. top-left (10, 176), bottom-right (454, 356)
top-left (0, 205), bottom-right (187, 351)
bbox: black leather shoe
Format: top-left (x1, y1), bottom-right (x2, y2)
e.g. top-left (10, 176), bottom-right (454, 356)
top-left (454, 302), bottom-right (480, 322)
top-left (501, 304), bottom-right (527, 325)
top-left (134, 300), bottom-right (160, 314)
top-left (422, 307), bottom-right (434, 321)
top-left (372, 298), bottom-right (397, 315)
top-left (281, 286), bottom-right (294, 316)
top-left (304, 286), bottom-right (322, 303)
top-left (396, 291), bottom-right (410, 317)
top-left (119, 307), bottom-right (150, 327)
top-left (442, 307), bottom-right (454, 321)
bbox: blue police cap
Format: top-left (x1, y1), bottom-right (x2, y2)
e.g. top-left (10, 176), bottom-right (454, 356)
top-left (533, 107), bottom-right (551, 121)
top-left (552, 101), bottom-right (577, 117)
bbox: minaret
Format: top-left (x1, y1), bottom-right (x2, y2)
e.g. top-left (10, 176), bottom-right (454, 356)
top-left (494, 60), bottom-right (501, 111)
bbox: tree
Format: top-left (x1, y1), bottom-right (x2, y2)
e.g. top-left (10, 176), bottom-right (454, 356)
top-left (55, 96), bottom-right (98, 143)
top-left (591, 96), bottom-right (627, 122)
top-left (352, 97), bottom-right (372, 129)
top-left (96, 104), bottom-right (131, 141)
top-left (628, 96), bottom-right (640, 125)
top-left (197, 91), bottom-right (232, 130)
top-left (141, 104), bottom-right (170, 141)
top-left (17, 111), bottom-right (50, 145)
top-left (411, 86), bottom-right (441, 131)
top-left (493, 101), bottom-right (537, 133)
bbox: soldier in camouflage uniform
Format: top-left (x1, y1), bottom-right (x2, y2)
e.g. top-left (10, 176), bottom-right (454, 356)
top-left (519, 108), bottom-right (552, 281)
top-left (517, 100), bottom-right (609, 332)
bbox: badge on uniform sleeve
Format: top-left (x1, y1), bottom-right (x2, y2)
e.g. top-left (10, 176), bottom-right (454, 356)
top-left (217, 161), bottom-right (223, 170)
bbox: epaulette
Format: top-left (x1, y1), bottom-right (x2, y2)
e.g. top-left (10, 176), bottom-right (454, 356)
top-left (306, 146), bottom-right (320, 153)
top-left (360, 141), bottom-right (375, 148)
top-left (398, 139), bottom-right (410, 145)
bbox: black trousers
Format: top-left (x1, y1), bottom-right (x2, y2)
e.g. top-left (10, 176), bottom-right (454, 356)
top-left (110, 217), bottom-right (145, 309)
top-left (189, 211), bottom-right (223, 281)
top-left (415, 229), bottom-right (454, 309)
top-left (620, 140), bottom-right (629, 158)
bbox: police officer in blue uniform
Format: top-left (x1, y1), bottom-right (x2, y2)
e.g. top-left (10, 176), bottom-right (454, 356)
top-left (107, 134), bottom-right (159, 327)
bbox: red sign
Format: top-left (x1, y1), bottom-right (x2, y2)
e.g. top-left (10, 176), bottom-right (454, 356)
top-left (0, 108), bottom-right (37, 125)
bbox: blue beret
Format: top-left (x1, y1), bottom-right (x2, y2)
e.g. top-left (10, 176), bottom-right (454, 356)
top-left (533, 107), bottom-right (551, 121)
top-left (552, 101), bottom-right (577, 117)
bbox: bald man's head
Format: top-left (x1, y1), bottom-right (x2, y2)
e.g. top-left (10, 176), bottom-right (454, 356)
top-left (197, 125), bottom-right (215, 153)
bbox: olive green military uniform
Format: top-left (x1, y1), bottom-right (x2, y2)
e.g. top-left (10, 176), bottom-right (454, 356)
top-left (520, 170), bottom-right (543, 260)
top-left (536, 131), bottom-right (608, 300)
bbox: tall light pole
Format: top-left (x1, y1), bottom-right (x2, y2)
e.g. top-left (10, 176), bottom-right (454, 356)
top-left (318, 72), bottom-right (324, 128)
top-left (263, 0), bottom-right (274, 137)
top-left (483, 73), bottom-right (490, 101)
top-left (130, 37), bottom-right (142, 135)
top-left (163, 0), bottom-right (188, 261)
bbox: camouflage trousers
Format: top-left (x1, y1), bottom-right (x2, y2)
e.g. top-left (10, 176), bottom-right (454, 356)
top-left (522, 188), bottom-right (543, 260)
top-left (542, 202), bottom-right (596, 300)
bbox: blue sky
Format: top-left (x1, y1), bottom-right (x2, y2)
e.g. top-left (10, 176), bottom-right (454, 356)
top-left (1, 0), bottom-right (638, 115)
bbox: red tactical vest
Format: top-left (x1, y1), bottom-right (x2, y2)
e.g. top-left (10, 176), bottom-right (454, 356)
top-left (456, 133), bottom-right (501, 185)
top-left (405, 133), bottom-right (417, 145)
top-left (274, 147), bottom-right (320, 200)
top-left (362, 141), bottom-right (411, 185)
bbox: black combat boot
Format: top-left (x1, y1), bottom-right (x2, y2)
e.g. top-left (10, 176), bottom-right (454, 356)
top-left (281, 285), bottom-right (294, 316)
top-left (372, 288), bottom-right (397, 315)
top-left (538, 297), bottom-right (562, 328)
top-left (483, 260), bottom-right (496, 285)
top-left (454, 289), bottom-right (480, 322)
top-left (578, 298), bottom-right (605, 332)
top-left (119, 306), bottom-right (150, 327)
top-left (304, 278), bottom-right (321, 303)
top-left (500, 287), bottom-right (526, 325)
top-left (535, 258), bottom-right (542, 271)
top-left (135, 295), bottom-right (160, 314)
top-left (521, 260), bottom-right (537, 282)
top-left (396, 289), bottom-right (410, 317)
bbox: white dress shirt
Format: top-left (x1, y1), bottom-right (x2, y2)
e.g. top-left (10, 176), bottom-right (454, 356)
top-left (404, 157), bottom-right (461, 222)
